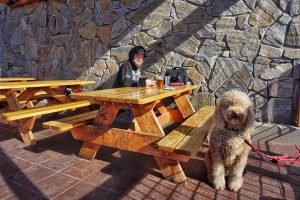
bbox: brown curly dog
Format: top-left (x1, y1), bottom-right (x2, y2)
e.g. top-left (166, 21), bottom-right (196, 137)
top-left (205, 90), bottom-right (254, 192)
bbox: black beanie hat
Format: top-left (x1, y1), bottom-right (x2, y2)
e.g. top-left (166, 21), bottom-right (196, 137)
top-left (129, 46), bottom-right (147, 62)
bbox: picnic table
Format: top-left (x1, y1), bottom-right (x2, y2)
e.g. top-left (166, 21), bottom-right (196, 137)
top-left (0, 77), bottom-right (37, 82)
top-left (47, 85), bottom-right (214, 183)
top-left (0, 80), bottom-right (95, 145)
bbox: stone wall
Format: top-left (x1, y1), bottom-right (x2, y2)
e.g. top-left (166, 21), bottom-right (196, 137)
top-left (0, 0), bottom-right (299, 125)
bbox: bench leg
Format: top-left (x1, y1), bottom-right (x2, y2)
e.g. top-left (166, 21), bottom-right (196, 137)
top-left (17, 116), bottom-right (36, 145)
top-left (19, 129), bottom-right (36, 145)
top-left (154, 156), bottom-right (186, 183)
top-left (78, 141), bottom-right (101, 160)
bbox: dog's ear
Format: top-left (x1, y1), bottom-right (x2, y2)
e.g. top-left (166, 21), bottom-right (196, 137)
top-left (244, 104), bottom-right (255, 131)
top-left (214, 103), bottom-right (225, 129)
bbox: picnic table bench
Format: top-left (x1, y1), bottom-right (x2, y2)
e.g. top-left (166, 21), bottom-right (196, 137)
top-left (0, 80), bottom-right (95, 145)
top-left (43, 85), bottom-right (214, 183)
top-left (157, 106), bottom-right (213, 156)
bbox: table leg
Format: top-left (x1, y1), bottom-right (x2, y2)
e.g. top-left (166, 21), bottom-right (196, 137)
top-left (45, 87), bottom-right (72, 103)
top-left (129, 119), bottom-right (141, 131)
top-left (173, 94), bottom-right (195, 118)
top-left (155, 101), bottom-right (168, 115)
top-left (19, 127), bottom-right (36, 145)
top-left (5, 91), bottom-right (36, 145)
top-left (77, 103), bottom-right (120, 159)
top-left (131, 103), bottom-right (165, 137)
top-left (79, 142), bottom-right (101, 160)
top-left (132, 103), bottom-right (186, 182)
top-left (154, 156), bottom-right (186, 183)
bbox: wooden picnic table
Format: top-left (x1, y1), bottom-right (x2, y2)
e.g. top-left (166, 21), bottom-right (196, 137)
top-left (0, 80), bottom-right (95, 145)
top-left (70, 85), bottom-right (204, 182)
top-left (0, 77), bottom-right (37, 82)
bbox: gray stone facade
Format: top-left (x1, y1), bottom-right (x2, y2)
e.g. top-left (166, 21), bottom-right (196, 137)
top-left (0, 0), bottom-right (299, 125)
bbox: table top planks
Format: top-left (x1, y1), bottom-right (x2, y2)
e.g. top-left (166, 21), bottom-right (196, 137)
top-left (71, 85), bottom-right (198, 105)
top-left (0, 77), bottom-right (37, 82)
top-left (0, 80), bottom-right (95, 90)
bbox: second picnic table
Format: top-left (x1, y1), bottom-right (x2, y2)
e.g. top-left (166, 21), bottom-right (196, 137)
top-left (67, 85), bottom-right (214, 182)
top-left (0, 80), bottom-right (95, 145)
top-left (0, 77), bottom-right (37, 82)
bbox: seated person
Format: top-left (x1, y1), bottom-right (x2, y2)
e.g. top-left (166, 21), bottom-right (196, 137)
top-left (113, 46), bottom-right (155, 128)
top-left (114, 46), bottom-right (155, 88)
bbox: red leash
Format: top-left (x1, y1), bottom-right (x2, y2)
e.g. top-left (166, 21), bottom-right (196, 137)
top-left (244, 139), bottom-right (300, 166)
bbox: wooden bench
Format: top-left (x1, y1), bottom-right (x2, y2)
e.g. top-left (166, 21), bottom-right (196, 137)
top-left (43, 110), bottom-right (98, 132)
top-left (0, 91), bottom-right (52, 103)
top-left (0, 100), bottom-right (91, 121)
top-left (157, 106), bottom-right (214, 158)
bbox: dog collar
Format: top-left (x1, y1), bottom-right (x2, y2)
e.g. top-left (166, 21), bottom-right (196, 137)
top-left (225, 124), bottom-right (240, 132)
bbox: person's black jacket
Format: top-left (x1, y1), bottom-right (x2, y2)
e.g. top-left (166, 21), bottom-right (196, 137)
top-left (114, 46), bottom-right (147, 88)
top-left (113, 61), bottom-right (143, 87)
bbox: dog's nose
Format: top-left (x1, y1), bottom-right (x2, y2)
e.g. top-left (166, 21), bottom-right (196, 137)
top-left (232, 112), bottom-right (239, 119)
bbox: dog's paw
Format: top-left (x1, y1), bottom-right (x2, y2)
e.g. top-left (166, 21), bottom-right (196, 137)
top-left (228, 177), bottom-right (243, 192)
top-left (212, 177), bottom-right (226, 190)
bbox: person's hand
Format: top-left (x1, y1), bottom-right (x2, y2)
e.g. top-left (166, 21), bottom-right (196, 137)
top-left (146, 79), bottom-right (156, 87)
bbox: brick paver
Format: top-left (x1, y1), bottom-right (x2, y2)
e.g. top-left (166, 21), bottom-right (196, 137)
top-left (0, 121), bottom-right (299, 200)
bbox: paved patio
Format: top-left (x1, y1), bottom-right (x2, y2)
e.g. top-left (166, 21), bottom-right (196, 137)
top-left (0, 118), bottom-right (299, 200)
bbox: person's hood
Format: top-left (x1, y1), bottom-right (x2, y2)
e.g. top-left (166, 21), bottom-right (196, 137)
top-left (128, 46), bottom-right (147, 69)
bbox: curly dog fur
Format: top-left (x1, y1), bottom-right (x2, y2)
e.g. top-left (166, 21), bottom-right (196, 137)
top-left (205, 90), bottom-right (254, 192)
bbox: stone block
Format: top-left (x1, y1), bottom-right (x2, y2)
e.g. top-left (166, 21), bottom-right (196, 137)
top-left (142, 0), bottom-right (172, 30)
top-left (260, 63), bottom-right (293, 80)
top-left (74, 8), bottom-right (93, 27)
top-left (227, 27), bottom-right (260, 61)
top-left (260, 98), bottom-right (293, 124)
top-left (97, 25), bottom-right (112, 46)
top-left (254, 56), bottom-right (270, 78)
top-left (92, 59), bottom-right (106, 77)
top-left (191, 92), bottom-right (215, 112)
top-left (103, 8), bottom-right (128, 25)
top-left (215, 63), bottom-right (253, 97)
top-left (285, 16), bottom-right (300, 47)
top-left (111, 45), bottom-right (133, 63)
top-left (165, 32), bottom-right (200, 57)
top-left (185, 67), bottom-right (204, 85)
top-left (249, 0), bottom-right (282, 28)
top-left (209, 57), bottom-right (245, 92)
top-left (284, 48), bottom-right (300, 59)
top-left (268, 77), bottom-right (294, 97)
top-left (195, 39), bottom-right (226, 62)
top-left (253, 78), bottom-right (268, 97)
top-left (69, 0), bottom-right (84, 16)
top-left (78, 22), bottom-right (97, 39)
top-left (259, 44), bottom-right (284, 59)
top-left (111, 16), bottom-right (128, 40)
top-left (249, 91), bottom-right (268, 113)
top-left (147, 19), bottom-right (172, 38)
top-left (24, 37), bottom-right (38, 61)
